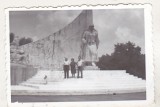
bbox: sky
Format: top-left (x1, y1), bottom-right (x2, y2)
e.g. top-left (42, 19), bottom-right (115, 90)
top-left (9, 9), bottom-right (145, 56)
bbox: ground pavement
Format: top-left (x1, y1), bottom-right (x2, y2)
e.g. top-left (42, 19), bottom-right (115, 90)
top-left (11, 70), bottom-right (146, 96)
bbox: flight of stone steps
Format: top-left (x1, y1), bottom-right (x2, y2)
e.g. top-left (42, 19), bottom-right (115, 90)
top-left (12, 70), bottom-right (146, 95)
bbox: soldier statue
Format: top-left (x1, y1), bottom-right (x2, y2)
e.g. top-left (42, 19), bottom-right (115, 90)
top-left (80, 25), bottom-right (99, 66)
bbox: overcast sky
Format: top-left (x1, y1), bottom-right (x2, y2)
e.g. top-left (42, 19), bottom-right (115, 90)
top-left (9, 9), bottom-right (144, 56)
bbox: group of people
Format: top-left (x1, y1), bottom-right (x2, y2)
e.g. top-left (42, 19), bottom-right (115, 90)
top-left (63, 24), bottom-right (99, 79)
top-left (43, 25), bottom-right (99, 84)
top-left (63, 56), bottom-right (84, 78)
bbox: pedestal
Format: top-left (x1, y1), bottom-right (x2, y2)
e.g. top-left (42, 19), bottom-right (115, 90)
top-left (84, 65), bottom-right (100, 70)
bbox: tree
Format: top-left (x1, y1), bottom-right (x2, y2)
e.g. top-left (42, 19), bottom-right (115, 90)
top-left (19, 37), bottom-right (33, 46)
top-left (97, 41), bottom-right (146, 79)
top-left (10, 33), bottom-right (15, 43)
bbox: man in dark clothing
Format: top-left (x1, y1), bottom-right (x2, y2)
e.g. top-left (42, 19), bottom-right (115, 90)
top-left (77, 56), bottom-right (84, 78)
top-left (63, 58), bottom-right (70, 78)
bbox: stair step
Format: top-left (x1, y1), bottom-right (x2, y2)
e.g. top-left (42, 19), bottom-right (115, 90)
top-left (15, 70), bottom-right (146, 95)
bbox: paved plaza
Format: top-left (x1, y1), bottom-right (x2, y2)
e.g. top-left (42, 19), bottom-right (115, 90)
top-left (12, 92), bottom-right (146, 102)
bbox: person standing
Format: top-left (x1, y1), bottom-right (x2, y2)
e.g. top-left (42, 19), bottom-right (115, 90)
top-left (63, 58), bottom-right (70, 78)
top-left (70, 58), bottom-right (76, 78)
top-left (77, 56), bottom-right (84, 78)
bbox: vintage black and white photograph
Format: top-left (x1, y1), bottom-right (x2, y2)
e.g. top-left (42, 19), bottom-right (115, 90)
top-left (8, 6), bottom-right (152, 103)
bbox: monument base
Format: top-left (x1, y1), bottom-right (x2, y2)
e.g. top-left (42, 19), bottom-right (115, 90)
top-left (84, 66), bottom-right (100, 70)
top-left (83, 61), bottom-right (100, 70)
top-left (11, 70), bottom-right (146, 96)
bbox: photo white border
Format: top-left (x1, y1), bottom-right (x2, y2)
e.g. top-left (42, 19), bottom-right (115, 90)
top-left (5, 4), bottom-right (154, 107)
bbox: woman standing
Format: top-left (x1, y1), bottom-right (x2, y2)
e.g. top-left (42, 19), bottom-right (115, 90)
top-left (70, 58), bottom-right (76, 78)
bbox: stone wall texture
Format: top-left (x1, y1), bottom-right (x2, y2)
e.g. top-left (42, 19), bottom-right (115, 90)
top-left (11, 63), bottom-right (38, 85)
top-left (20, 10), bottom-right (93, 70)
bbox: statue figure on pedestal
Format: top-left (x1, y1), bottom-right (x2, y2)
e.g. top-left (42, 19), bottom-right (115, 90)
top-left (80, 25), bottom-right (99, 66)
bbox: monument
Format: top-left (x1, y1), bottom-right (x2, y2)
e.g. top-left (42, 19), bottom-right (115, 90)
top-left (80, 24), bottom-right (99, 67)
top-left (18, 10), bottom-right (94, 70)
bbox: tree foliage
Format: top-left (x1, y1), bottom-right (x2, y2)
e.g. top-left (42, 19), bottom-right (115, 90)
top-left (10, 33), bottom-right (15, 43)
top-left (19, 37), bottom-right (33, 46)
top-left (97, 41), bottom-right (145, 79)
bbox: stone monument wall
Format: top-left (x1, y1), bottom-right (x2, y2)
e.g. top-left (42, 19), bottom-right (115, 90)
top-left (20, 10), bottom-right (93, 70)
top-left (11, 63), bottom-right (38, 85)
